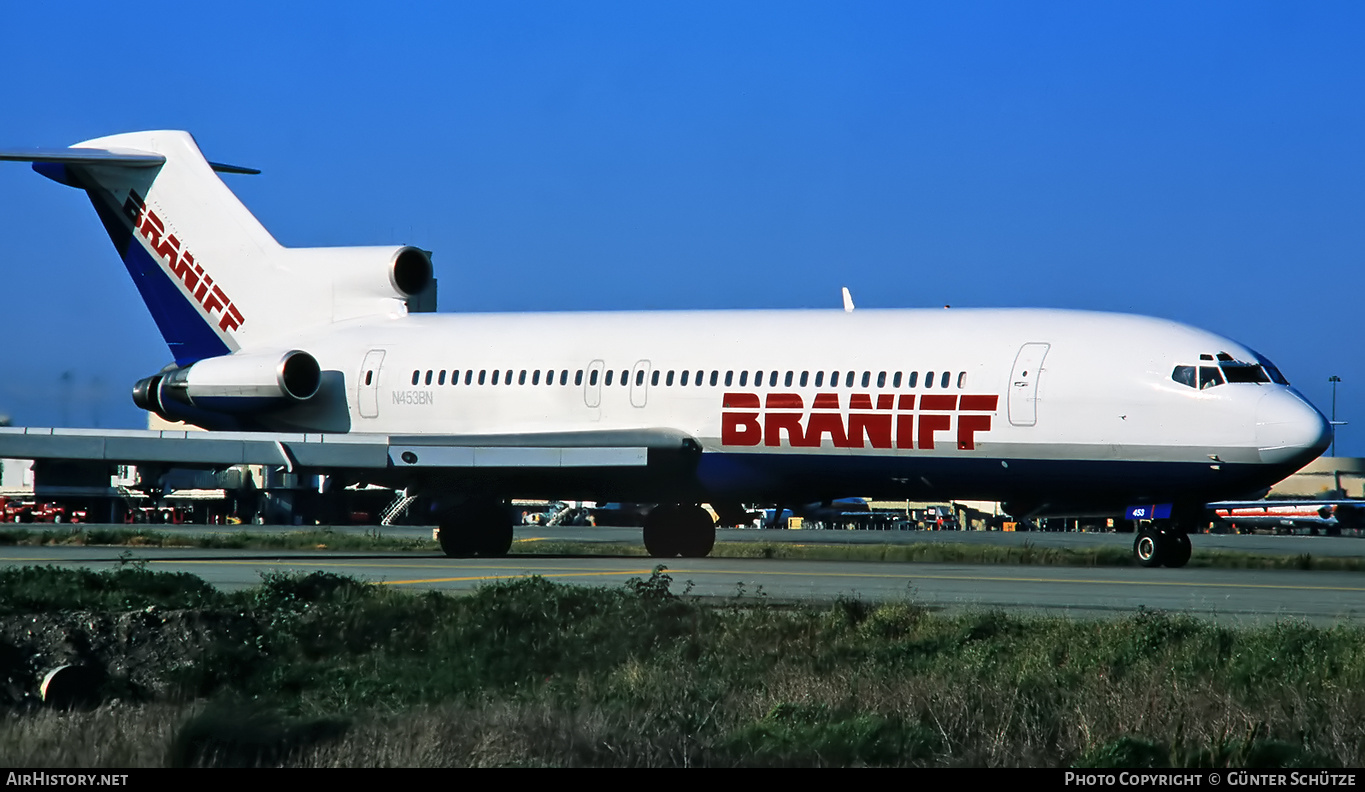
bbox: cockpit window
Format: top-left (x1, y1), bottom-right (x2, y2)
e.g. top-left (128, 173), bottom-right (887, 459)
top-left (1250, 349), bottom-right (1290, 385)
top-left (1220, 362), bottom-right (1271, 384)
top-left (1177, 350), bottom-right (1286, 389)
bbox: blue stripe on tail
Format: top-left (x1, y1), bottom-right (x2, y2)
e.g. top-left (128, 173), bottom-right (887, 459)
top-left (85, 188), bottom-right (229, 366)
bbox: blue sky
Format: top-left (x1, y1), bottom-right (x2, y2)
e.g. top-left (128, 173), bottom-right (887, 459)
top-left (1, 2), bottom-right (1363, 453)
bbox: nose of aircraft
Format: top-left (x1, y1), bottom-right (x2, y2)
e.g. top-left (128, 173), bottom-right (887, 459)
top-left (1256, 389), bottom-right (1332, 466)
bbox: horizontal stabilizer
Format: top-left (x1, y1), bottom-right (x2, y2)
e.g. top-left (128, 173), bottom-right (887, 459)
top-left (0, 146), bottom-right (258, 174)
top-left (0, 146), bottom-right (165, 168)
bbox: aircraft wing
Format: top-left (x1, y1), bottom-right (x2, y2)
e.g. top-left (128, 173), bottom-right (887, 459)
top-left (0, 427), bottom-right (698, 472)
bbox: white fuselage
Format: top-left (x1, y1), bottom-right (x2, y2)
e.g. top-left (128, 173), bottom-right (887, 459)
top-left (257, 306), bottom-right (1329, 510)
top-left (1, 129), bottom-right (1331, 529)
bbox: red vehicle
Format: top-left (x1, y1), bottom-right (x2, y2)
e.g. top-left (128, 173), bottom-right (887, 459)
top-left (123, 505), bottom-right (187, 524)
top-left (0, 497), bottom-right (87, 523)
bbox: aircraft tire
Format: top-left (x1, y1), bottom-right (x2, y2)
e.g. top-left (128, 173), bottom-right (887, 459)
top-left (643, 506), bottom-right (681, 558)
top-left (677, 504), bottom-right (716, 558)
top-left (1162, 531), bottom-right (1192, 568)
top-left (479, 517), bottom-right (514, 556)
top-left (437, 523), bottom-right (479, 557)
top-left (641, 521), bottom-right (679, 559)
top-left (1134, 527), bottom-right (1165, 568)
top-left (439, 499), bottom-right (513, 558)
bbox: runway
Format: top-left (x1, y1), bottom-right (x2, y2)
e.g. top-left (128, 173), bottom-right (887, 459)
top-left (5, 527), bottom-right (1365, 624)
top-left (93, 522), bottom-right (1365, 557)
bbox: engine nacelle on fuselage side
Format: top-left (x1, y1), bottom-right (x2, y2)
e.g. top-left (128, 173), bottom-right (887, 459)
top-left (133, 349), bottom-right (321, 424)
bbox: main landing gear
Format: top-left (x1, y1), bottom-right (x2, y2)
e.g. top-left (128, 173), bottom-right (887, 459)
top-left (643, 504), bottom-right (716, 558)
top-left (1133, 522), bottom-right (1192, 568)
top-left (436, 498), bottom-right (514, 557)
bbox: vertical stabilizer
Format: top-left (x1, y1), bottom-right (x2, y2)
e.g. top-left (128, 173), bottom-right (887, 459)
top-left (20, 131), bottom-right (285, 364)
top-left (3, 131), bottom-right (432, 365)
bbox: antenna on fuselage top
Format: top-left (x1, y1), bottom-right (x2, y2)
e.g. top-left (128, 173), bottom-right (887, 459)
top-left (841, 287), bottom-right (855, 313)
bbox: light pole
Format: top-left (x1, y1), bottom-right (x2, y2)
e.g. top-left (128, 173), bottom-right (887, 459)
top-left (1330, 375), bottom-right (1341, 456)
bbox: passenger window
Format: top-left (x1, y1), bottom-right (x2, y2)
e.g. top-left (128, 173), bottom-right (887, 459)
top-left (755, 371), bottom-right (764, 387)
top-left (696, 370), bottom-right (705, 386)
top-left (1199, 366), bottom-right (1224, 390)
top-left (465, 370), bottom-right (473, 385)
top-left (877, 371), bottom-right (886, 388)
top-left (1172, 366), bottom-right (1196, 388)
top-left (479, 370), bottom-right (487, 385)
top-left (518, 370), bottom-right (527, 385)
top-left (957, 372), bottom-right (966, 388)
top-left (560, 371), bottom-right (568, 385)
top-left (505, 370), bottom-right (513, 385)
top-left (769, 371), bottom-right (778, 387)
top-left (622, 370), bottom-right (630, 386)
top-left (815, 372), bottom-right (824, 387)
top-left (845, 372), bottom-right (855, 388)
top-left (830, 371), bottom-right (838, 387)
top-left (941, 372), bottom-right (951, 388)
top-left (667, 370), bottom-right (676, 386)
top-left (531, 370), bottom-right (539, 386)
top-left (576, 370), bottom-right (585, 386)
top-left (925, 371), bottom-right (934, 389)
top-left (681, 370), bottom-right (689, 386)
top-left (893, 372), bottom-right (902, 388)
top-left (800, 371), bottom-right (808, 387)
top-left (725, 371), bottom-right (733, 386)
top-left (861, 371), bottom-right (870, 388)
top-left (908, 372), bottom-right (918, 388)
top-left (710, 371), bottom-right (719, 386)
top-left (411, 370), bottom-right (420, 386)
top-left (588, 370), bottom-right (597, 386)
top-left (605, 370), bottom-right (614, 386)
top-left (438, 370), bottom-right (446, 385)
top-left (738, 371), bottom-right (747, 387)
top-left (652, 371), bottom-right (660, 386)
top-left (492, 370), bottom-right (500, 385)
top-left (365, 371), bottom-right (373, 386)
top-left (636, 370), bottom-right (645, 386)
top-left (785, 371), bottom-right (793, 387)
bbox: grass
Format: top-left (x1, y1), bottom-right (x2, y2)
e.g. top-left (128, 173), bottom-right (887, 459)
top-left (2, 566), bottom-right (1365, 766)
top-left (2, 525), bottom-right (1364, 571)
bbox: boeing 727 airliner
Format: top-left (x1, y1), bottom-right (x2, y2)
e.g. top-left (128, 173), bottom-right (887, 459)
top-left (0, 131), bottom-right (1332, 567)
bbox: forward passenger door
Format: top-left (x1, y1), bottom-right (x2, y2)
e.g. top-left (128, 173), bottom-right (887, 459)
top-left (1008, 343), bottom-right (1050, 427)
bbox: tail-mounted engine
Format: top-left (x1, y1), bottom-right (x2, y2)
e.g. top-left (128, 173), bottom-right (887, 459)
top-left (133, 349), bottom-right (321, 421)
top-left (283, 245), bottom-right (437, 320)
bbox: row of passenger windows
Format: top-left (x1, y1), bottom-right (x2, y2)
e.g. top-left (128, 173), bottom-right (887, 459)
top-left (409, 368), bottom-right (969, 389)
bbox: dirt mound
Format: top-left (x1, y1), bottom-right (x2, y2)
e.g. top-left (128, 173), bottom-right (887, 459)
top-left (0, 609), bottom-right (258, 709)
